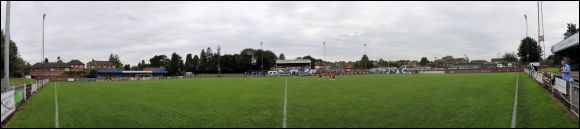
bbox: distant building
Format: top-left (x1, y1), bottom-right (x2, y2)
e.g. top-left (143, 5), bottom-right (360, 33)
top-left (276, 59), bottom-right (312, 70)
top-left (400, 60), bottom-right (418, 68)
top-left (67, 60), bottom-right (85, 71)
top-left (87, 60), bottom-right (117, 71)
top-left (491, 58), bottom-right (504, 63)
top-left (95, 70), bottom-right (168, 81)
top-left (470, 60), bottom-right (488, 64)
top-left (29, 59), bottom-right (85, 79)
top-left (445, 58), bottom-right (469, 65)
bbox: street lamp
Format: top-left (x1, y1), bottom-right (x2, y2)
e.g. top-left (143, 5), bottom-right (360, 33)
top-left (4, 1), bottom-right (11, 90)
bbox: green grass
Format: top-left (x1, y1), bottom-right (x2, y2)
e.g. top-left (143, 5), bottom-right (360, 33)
top-left (516, 73), bottom-right (578, 128)
top-left (0, 78), bottom-right (35, 87)
top-left (544, 67), bottom-right (560, 74)
top-left (5, 73), bottom-right (578, 128)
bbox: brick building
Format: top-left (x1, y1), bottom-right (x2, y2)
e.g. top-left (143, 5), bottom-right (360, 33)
top-left (86, 60), bottom-right (117, 71)
top-left (29, 60), bottom-right (85, 79)
top-left (68, 60), bottom-right (86, 71)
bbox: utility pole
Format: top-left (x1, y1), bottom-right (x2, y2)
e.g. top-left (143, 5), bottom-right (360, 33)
top-left (524, 14), bottom-right (528, 37)
top-left (43, 14), bottom-right (46, 64)
top-left (536, 1), bottom-right (545, 66)
top-left (4, 1), bottom-right (11, 90)
top-left (323, 42), bottom-right (326, 69)
top-left (217, 44), bottom-right (221, 76)
top-left (363, 43), bottom-right (367, 55)
top-left (537, 1), bottom-right (541, 66)
top-left (260, 42), bottom-right (264, 71)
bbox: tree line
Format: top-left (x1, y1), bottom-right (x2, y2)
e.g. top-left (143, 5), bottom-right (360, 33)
top-left (127, 47), bottom-right (285, 76)
top-left (1, 30), bottom-right (28, 78)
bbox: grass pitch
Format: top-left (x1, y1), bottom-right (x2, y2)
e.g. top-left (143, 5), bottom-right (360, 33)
top-left (1, 78), bottom-right (35, 87)
top-left (5, 73), bottom-right (578, 128)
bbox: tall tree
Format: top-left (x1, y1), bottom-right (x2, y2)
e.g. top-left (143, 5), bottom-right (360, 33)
top-left (123, 64), bottom-right (131, 70)
top-left (205, 47), bottom-right (216, 72)
top-left (517, 36), bottom-right (543, 64)
top-left (169, 52), bottom-right (184, 76)
top-left (279, 53), bottom-right (286, 60)
top-left (137, 60), bottom-right (147, 70)
top-left (192, 55), bottom-right (199, 73)
top-left (262, 50), bottom-right (277, 70)
top-left (198, 49), bottom-right (207, 73)
top-left (239, 48), bottom-right (256, 71)
top-left (169, 52), bottom-right (183, 76)
top-left (564, 23), bottom-right (579, 39)
top-left (354, 55), bottom-right (373, 69)
top-left (1, 30), bottom-right (27, 78)
top-left (419, 57), bottom-right (430, 66)
top-left (502, 52), bottom-right (518, 63)
top-left (149, 55), bottom-right (170, 68)
top-left (108, 53), bottom-right (123, 69)
top-left (184, 54), bottom-right (194, 72)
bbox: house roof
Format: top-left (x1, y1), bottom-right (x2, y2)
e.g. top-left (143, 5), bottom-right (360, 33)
top-left (67, 60), bottom-right (84, 65)
top-left (30, 61), bottom-right (70, 68)
top-left (87, 60), bottom-right (114, 66)
top-left (276, 59), bottom-right (312, 64)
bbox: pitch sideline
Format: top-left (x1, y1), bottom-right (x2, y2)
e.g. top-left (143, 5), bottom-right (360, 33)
top-left (510, 72), bottom-right (519, 128)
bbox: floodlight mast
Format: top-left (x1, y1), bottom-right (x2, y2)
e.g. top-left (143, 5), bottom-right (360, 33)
top-left (217, 44), bottom-right (221, 76)
top-left (43, 14), bottom-right (46, 64)
top-left (260, 42), bottom-right (263, 71)
top-left (524, 14), bottom-right (528, 37)
top-left (4, 1), bottom-right (11, 90)
top-left (323, 42), bottom-right (326, 69)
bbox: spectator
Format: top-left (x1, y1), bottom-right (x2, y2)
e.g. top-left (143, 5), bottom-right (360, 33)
top-left (561, 60), bottom-right (571, 81)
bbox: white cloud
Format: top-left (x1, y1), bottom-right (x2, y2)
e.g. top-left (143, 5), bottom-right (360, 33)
top-left (1, 1), bottom-right (578, 65)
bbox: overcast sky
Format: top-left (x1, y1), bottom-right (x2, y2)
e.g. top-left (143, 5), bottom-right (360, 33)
top-left (1, 1), bottom-right (578, 65)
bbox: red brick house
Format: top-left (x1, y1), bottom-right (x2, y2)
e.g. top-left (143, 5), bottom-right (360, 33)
top-left (29, 59), bottom-right (85, 79)
top-left (68, 60), bottom-right (86, 71)
top-left (86, 60), bottom-right (117, 71)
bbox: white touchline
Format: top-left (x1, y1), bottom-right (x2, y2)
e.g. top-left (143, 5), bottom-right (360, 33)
top-left (55, 82), bottom-right (59, 128)
top-left (283, 77), bottom-right (288, 128)
top-left (510, 73), bottom-right (519, 128)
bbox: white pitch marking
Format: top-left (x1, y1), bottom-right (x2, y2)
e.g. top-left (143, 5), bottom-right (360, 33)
top-left (54, 82), bottom-right (59, 128)
top-left (283, 77), bottom-right (288, 128)
top-left (510, 73), bottom-right (519, 128)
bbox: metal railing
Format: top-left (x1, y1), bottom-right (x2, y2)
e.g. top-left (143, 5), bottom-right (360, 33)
top-left (1, 79), bottom-right (49, 123)
top-left (524, 68), bottom-right (579, 118)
